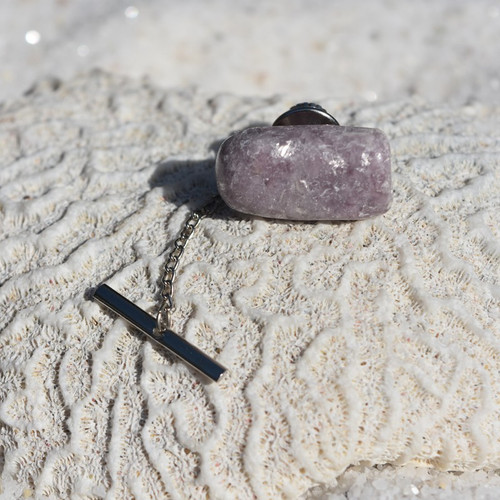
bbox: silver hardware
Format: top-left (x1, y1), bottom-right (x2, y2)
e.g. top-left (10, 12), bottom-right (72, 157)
top-left (93, 284), bottom-right (226, 382)
top-left (272, 102), bottom-right (340, 126)
top-left (155, 195), bottom-right (222, 334)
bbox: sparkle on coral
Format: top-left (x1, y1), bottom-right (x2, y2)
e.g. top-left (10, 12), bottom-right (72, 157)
top-left (25, 30), bottom-right (41, 45)
top-left (124, 6), bottom-right (139, 19)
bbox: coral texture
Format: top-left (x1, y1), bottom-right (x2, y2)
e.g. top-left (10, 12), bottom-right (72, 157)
top-left (0, 72), bottom-right (499, 499)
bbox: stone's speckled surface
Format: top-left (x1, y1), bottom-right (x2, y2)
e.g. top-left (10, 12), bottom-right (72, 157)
top-left (216, 125), bottom-right (392, 220)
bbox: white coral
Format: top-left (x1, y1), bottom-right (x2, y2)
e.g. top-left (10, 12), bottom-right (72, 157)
top-left (0, 73), bottom-right (499, 499)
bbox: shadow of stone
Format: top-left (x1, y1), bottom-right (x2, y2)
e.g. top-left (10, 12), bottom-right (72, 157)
top-left (148, 128), bottom-right (264, 222)
top-left (148, 156), bottom-right (218, 211)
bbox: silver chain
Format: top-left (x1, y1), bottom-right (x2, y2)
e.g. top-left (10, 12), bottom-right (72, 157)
top-left (154, 195), bottom-right (222, 335)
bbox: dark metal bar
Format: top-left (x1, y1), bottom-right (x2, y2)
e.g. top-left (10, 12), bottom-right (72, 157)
top-left (93, 284), bottom-right (226, 382)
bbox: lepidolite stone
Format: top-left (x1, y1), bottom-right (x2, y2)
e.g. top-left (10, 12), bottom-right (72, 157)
top-left (215, 125), bottom-right (392, 220)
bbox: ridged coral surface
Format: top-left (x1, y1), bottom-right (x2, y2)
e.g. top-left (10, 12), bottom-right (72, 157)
top-left (0, 72), bottom-right (499, 499)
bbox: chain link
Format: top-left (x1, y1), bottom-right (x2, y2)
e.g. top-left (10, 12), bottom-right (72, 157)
top-left (154, 195), bottom-right (222, 335)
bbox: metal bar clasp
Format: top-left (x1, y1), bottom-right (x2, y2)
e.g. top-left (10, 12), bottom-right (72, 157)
top-left (93, 284), bottom-right (226, 382)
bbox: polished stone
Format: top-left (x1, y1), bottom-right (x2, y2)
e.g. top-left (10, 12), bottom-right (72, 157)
top-left (215, 125), bottom-right (392, 220)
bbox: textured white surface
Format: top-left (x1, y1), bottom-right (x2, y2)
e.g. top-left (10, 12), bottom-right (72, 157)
top-left (0, 73), bottom-right (499, 499)
top-left (1, 0), bottom-right (500, 103)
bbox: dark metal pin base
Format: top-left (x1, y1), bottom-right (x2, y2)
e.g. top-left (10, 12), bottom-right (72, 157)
top-left (93, 284), bottom-right (226, 382)
top-left (272, 102), bottom-right (340, 126)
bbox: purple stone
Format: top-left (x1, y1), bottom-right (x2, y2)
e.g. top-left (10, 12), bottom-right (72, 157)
top-left (215, 125), bottom-right (392, 221)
